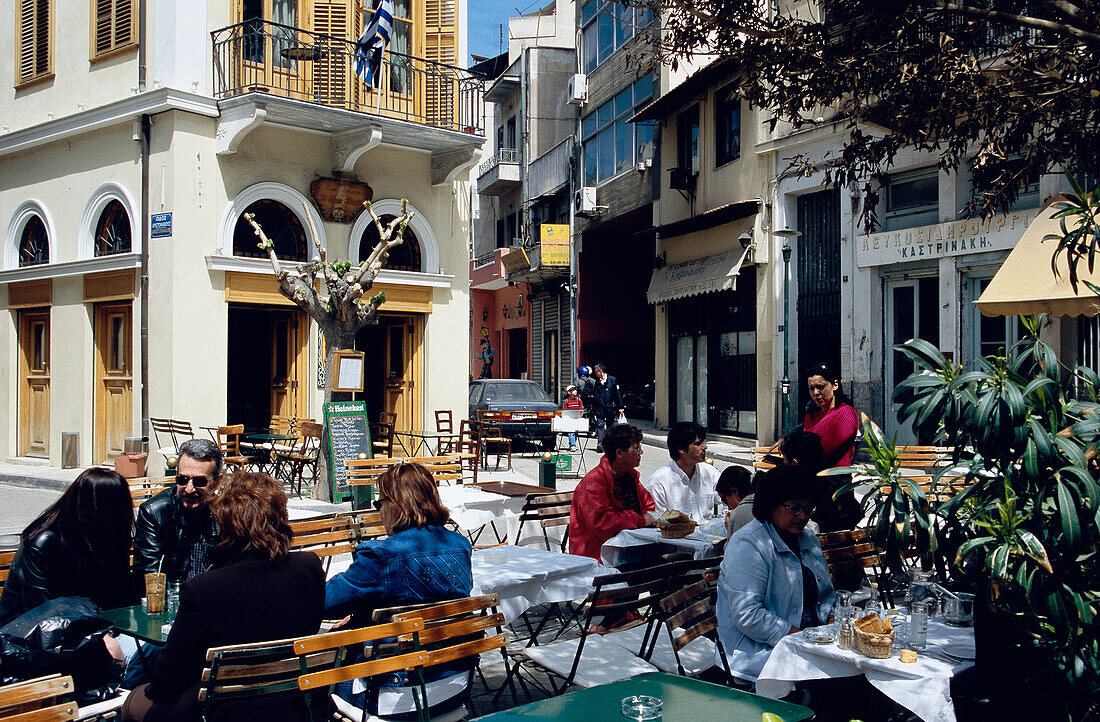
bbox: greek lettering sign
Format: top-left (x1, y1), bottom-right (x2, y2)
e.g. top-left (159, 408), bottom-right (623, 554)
top-left (309, 178), bottom-right (373, 223)
top-left (502, 247), bottom-right (531, 274)
top-left (151, 213), bottom-right (172, 238)
top-left (540, 224), bottom-right (570, 267)
top-left (855, 209), bottom-right (1040, 268)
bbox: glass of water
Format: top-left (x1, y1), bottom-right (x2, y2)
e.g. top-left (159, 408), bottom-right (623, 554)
top-left (909, 601), bottom-right (929, 649)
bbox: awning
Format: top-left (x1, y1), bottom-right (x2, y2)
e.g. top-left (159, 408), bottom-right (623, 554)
top-left (654, 199), bottom-right (759, 240)
top-left (976, 204), bottom-right (1100, 317)
top-left (646, 247), bottom-right (750, 304)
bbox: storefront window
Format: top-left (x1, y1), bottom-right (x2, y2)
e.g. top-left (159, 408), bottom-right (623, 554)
top-left (94, 200), bottom-right (132, 256)
top-left (884, 166), bottom-right (939, 231)
top-left (359, 214), bottom-right (422, 272)
top-left (232, 199), bottom-right (306, 260)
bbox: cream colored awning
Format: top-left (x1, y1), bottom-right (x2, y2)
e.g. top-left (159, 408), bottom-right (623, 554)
top-left (646, 247), bottom-right (750, 304)
top-left (976, 204), bottom-right (1100, 317)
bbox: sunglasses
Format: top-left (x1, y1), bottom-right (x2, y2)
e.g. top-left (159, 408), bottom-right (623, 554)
top-left (176, 474), bottom-right (212, 488)
top-left (781, 502), bottom-right (816, 517)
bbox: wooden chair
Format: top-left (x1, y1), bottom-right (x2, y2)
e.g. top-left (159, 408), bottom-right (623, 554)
top-left (216, 424), bottom-right (252, 472)
top-left (652, 569), bottom-right (729, 677)
top-left (0, 674), bottom-right (78, 721)
top-left (0, 549), bottom-right (15, 600)
top-left (455, 420), bottom-right (482, 484)
top-left (369, 421), bottom-right (395, 458)
top-left (289, 522), bottom-right (358, 572)
top-left (513, 491), bottom-right (573, 552)
top-left (345, 455), bottom-right (464, 495)
top-left (893, 445), bottom-right (954, 473)
top-left (275, 421), bottom-right (324, 496)
top-left (476, 411), bottom-right (512, 471)
top-left (289, 511), bottom-right (387, 545)
top-left (379, 411), bottom-right (397, 427)
top-left (434, 410), bottom-right (458, 454)
top-left (127, 476), bottom-right (173, 507)
top-left (819, 528), bottom-right (888, 599)
top-left (750, 445), bottom-right (783, 470)
top-left (197, 637), bottom-right (338, 721)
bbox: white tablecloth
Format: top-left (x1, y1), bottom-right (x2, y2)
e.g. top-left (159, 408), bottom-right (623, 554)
top-left (600, 527), bottom-right (724, 567)
top-left (756, 619), bottom-right (975, 722)
top-left (438, 485), bottom-right (525, 539)
top-left (471, 546), bottom-right (613, 624)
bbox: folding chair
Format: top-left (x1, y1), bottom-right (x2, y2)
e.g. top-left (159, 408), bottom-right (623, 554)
top-left (197, 637), bottom-right (338, 721)
top-left (149, 417), bottom-right (178, 460)
top-left (650, 569), bottom-right (729, 677)
top-left (819, 528), bottom-right (890, 602)
top-left (127, 476), bottom-right (173, 508)
top-left (475, 411), bottom-right (511, 471)
top-left (0, 674), bottom-right (78, 721)
top-left (512, 491), bottom-right (572, 551)
top-left (455, 420), bottom-right (481, 484)
top-left (434, 411), bottom-right (457, 454)
top-left (275, 421), bottom-right (323, 496)
top-left (217, 424), bottom-right (253, 472)
top-left (289, 523), bottom-right (357, 574)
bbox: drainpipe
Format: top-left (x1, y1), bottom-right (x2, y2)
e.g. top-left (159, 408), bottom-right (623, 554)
top-left (138, 0), bottom-right (150, 441)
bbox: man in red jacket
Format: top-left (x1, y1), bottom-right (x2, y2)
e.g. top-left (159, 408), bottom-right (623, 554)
top-left (568, 423), bottom-right (657, 561)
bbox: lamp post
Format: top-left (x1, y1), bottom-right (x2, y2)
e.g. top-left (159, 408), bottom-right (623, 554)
top-left (774, 227), bottom-right (801, 435)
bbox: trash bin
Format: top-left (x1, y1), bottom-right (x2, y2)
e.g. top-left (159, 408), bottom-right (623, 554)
top-left (539, 452), bottom-right (556, 490)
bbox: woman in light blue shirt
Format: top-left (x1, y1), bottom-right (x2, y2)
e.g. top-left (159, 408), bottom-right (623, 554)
top-left (716, 465), bottom-right (836, 684)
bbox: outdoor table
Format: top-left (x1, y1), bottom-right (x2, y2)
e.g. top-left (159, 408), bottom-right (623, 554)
top-left (243, 430), bottom-right (298, 476)
top-left (470, 546), bottom-right (610, 626)
top-left (393, 429), bottom-right (455, 457)
top-left (470, 481), bottom-right (556, 498)
top-left (471, 671), bottom-right (813, 721)
top-left (438, 484), bottom-right (526, 543)
top-left (102, 604), bottom-right (176, 646)
top-left (600, 526), bottom-right (724, 568)
top-left (756, 617), bottom-right (976, 722)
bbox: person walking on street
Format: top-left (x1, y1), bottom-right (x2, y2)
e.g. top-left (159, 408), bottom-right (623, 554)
top-left (591, 363), bottom-right (625, 444)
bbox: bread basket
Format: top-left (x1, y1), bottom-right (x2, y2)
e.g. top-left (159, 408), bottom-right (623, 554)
top-left (852, 614), bottom-right (894, 659)
top-left (657, 520), bottom-right (697, 539)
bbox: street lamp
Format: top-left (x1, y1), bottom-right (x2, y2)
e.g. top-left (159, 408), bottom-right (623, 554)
top-left (774, 226), bottom-right (802, 435)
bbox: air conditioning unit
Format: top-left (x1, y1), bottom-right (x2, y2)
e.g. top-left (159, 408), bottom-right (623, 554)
top-left (566, 74), bottom-right (588, 105)
top-left (574, 186), bottom-right (597, 214)
top-left (669, 167), bottom-right (698, 192)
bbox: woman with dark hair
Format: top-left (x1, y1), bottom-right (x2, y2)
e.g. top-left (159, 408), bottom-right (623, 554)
top-left (716, 466), bottom-right (835, 685)
top-left (122, 472), bottom-right (324, 722)
top-left (0, 467), bottom-right (136, 627)
top-left (324, 462), bottom-right (473, 719)
top-left (802, 361), bottom-right (862, 531)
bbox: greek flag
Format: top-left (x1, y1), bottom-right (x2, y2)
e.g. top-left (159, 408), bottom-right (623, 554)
top-left (355, 0), bottom-right (393, 90)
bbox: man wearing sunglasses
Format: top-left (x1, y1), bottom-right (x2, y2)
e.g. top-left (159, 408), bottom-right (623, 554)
top-left (133, 438), bottom-right (222, 587)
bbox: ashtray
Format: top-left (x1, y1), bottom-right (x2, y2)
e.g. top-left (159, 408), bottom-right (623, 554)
top-left (802, 624), bottom-right (837, 644)
top-left (621, 695), bottom-right (662, 720)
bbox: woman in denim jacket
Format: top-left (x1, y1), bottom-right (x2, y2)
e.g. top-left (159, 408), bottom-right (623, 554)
top-left (324, 463), bottom-right (472, 720)
top-left (716, 465), bottom-right (836, 685)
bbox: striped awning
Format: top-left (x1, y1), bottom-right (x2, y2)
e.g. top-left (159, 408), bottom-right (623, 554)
top-left (646, 247), bottom-right (750, 304)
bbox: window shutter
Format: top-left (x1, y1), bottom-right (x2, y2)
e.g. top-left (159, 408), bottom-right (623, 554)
top-left (18, 0), bottom-right (51, 83)
top-left (93, 0), bottom-right (134, 58)
top-left (95, 0), bottom-right (113, 55)
top-left (423, 0), bottom-right (457, 127)
top-left (114, 0), bottom-right (133, 47)
top-left (312, 1), bottom-right (357, 108)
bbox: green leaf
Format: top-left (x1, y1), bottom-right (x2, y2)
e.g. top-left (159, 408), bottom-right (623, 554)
top-left (1016, 530), bottom-right (1053, 573)
top-left (990, 544), bottom-right (1011, 580)
top-left (894, 338), bottom-right (948, 370)
top-left (955, 536), bottom-right (995, 566)
top-left (1056, 482), bottom-right (1081, 548)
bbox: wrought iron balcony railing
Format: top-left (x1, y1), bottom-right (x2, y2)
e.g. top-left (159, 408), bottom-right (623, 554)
top-left (478, 148), bottom-right (521, 176)
top-left (212, 20), bottom-right (484, 134)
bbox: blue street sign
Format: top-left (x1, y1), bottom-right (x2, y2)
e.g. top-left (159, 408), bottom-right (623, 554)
top-left (151, 212), bottom-right (172, 238)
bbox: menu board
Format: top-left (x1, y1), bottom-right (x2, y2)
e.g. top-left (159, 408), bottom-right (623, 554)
top-left (322, 400), bottom-right (372, 501)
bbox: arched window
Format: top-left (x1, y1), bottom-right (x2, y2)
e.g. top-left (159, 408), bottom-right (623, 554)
top-left (94, 200), bottom-right (132, 256)
top-left (232, 199), bottom-right (308, 261)
top-left (358, 214), bottom-right (422, 272)
top-left (18, 216), bottom-right (48, 267)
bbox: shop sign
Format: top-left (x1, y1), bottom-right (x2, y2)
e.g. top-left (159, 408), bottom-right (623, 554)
top-left (502, 247), bottom-right (531, 274)
top-left (309, 178), bottom-right (373, 223)
top-left (855, 209), bottom-right (1039, 268)
top-left (540, 223), bottom-right (570, 267)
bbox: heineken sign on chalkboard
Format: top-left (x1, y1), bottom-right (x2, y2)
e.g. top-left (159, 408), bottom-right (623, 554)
top-left (322, 400), bottom-right (371, 501)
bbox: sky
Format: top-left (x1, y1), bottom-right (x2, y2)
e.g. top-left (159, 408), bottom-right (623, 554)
top-left (468, 0), bottom-right (538, 61)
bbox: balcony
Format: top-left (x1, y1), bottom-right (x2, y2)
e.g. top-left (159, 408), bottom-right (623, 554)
top-left (527, 138), bottom-right (572, 200)
top-left (211, 20), bottom-right (485, 179)
top-left (477, 149), bottom-right (521, 196)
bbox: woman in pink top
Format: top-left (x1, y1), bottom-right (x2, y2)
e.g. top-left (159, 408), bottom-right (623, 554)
top-left (802, 362), bottom-right (862, 531)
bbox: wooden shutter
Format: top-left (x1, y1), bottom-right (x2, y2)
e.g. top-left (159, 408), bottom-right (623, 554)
top-left (18, 0), bottom-right (52, 84)
top-left (93, 0), bottom-right (136, 58)
top-left (423, 0), bottom-right (457, 127)
top-left (313, 1), bottom-right (359, 108)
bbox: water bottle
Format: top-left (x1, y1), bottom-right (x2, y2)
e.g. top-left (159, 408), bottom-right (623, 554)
top-left (905, 570), bottom-right (933, 614)
top-left (909, 601), bottom-right (928, 649)
top-left (865, 582), bottom-right (884, 619)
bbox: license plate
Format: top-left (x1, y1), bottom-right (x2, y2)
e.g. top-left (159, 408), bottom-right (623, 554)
top-left (511, 412), bottom-right (536, 420)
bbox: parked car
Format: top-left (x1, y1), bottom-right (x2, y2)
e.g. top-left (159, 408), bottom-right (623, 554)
top-left (468, 379), bottom-right (560, 450)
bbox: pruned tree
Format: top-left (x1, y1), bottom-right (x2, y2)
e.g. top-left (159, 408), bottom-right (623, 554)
top-left (245, 200), bottom-right (413, 500)
top-left (647, 0), bottom-right (1100, 269)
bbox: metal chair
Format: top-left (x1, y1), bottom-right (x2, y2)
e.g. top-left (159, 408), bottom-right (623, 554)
top-left (275, 421), bottom-right (324, 496)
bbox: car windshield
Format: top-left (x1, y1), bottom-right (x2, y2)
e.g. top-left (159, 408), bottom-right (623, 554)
top-left (484, 383), bottom-right (552, 403)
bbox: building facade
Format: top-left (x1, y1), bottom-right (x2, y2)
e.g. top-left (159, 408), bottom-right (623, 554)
top-left (1, 0), bottom-right (482, 467)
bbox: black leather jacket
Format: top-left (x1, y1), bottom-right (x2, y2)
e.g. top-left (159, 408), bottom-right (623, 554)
top-left (133, 489), bottom-right (216, 588)
top-left (0, 528), bottom-right (135, 627)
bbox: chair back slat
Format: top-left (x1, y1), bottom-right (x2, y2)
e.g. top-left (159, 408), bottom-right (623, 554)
top-left (293, 619), bottom-right (424, 656)
top-left (345, 455), bottom-right (463, 488)
top-left (196, 638), bottom-right (337, 713)
top-left (0, 675), bottom-right (77, 722)
top-left (513, 491), bottom-right (573, 550)
top-left (393, 612), bottom-right (505, 645)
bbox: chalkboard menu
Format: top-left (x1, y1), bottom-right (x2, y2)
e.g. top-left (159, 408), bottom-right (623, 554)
top-left (322, 400), bottom-right (372, 501)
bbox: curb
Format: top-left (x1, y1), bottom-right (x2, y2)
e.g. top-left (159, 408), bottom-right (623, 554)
top-left (0, 472), bottom-right (73, 492)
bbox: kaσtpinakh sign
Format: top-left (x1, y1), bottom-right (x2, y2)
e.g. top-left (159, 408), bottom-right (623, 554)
top-left (855, 209), bottom-right (1040, 268)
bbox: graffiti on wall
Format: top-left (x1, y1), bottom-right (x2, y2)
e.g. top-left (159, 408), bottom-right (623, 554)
top-left (477, 308), bottom-right (495, 378)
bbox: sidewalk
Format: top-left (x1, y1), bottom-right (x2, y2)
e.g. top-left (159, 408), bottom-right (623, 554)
top-left (630, 418), bottom-right (756, 466)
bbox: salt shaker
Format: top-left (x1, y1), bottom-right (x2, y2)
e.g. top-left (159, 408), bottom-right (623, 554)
top-left (837, 619), bottom-right (853, 650)
top-left (909, 601), bottom-right (928, 649)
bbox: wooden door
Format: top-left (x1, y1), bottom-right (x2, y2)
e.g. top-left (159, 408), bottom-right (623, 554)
top-left (94, 303), bottom-right (132, 463)
top-left (270, 310), bottom-right (309, 420)
top-left (313, 0), bottom-right (359, 108)
top-left (381, 315), bottom-right (422, 433)
top-left (18, 309), bottom-right (50, 458)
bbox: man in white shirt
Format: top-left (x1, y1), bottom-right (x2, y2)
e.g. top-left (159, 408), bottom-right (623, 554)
top-left (643, 422), bottom-right (719, 523)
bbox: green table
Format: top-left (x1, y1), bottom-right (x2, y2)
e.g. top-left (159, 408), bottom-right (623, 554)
top-left (473, 672), bottom-right (813, 721)
top-left (102, 604), bottom-right (177, 646)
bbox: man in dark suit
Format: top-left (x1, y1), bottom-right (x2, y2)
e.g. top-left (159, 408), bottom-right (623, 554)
top-left (591, 363), bottom-right (625, 446)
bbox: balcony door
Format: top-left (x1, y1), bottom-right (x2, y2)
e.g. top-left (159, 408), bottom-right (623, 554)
top-left (313, 1), bottom-right (360, 108)
top-left (237, 0), bottom-right (306, 98)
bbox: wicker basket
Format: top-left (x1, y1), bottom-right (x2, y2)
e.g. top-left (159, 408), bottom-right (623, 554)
top-left (852, 619), bottom-right (894, 659)
top-left (658, 521), bottom-right (697, 539)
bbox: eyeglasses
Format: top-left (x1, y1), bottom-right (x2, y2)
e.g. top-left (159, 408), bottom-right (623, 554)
top-left (176, 474), bottom-right (211, 488)
top-left (781, 502), bottom-right (815, 517)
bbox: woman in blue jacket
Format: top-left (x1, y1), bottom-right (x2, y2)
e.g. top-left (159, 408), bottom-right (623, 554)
top-left (324, 462), bottom-right (472, 719)
top-left (716, 465), bottom-right (836, 685)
